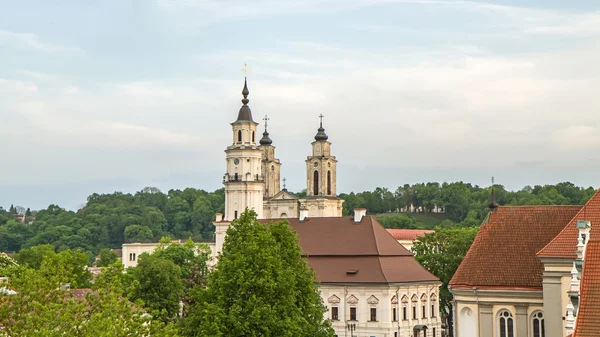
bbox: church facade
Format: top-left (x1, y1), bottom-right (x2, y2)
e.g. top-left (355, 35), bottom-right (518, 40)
top-left (214, 79), bottom-right (443, 337)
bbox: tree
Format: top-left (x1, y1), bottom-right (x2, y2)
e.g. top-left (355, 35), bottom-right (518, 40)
top-left (0, 259), bottom-right (180, 336)
top-left (0, 252), bottom-right (17, 275)
top-left (181, 210), bottom-right (333, 337)
top-left (129, 253), bottom-right (184, 322)
top-left (124, 224), bottom-right (154, 242)
top-left (97, 248), bottom-right (119, 267)
top-left (411, 227), bottom-right (478, 334)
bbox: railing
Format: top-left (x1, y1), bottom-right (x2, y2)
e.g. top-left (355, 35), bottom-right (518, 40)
top-left (223, 174), bottom-right (264, 183)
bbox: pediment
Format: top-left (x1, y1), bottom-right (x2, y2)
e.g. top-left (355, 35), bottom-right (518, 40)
top-left (269, 189), bottom-right (298, 201)
top-left (391, 296), bottom-right (398, 304)
top-left (367, 295), bottom-right (379, 305)
top-left (328, 295), bottom-right (341, 304)
top-left (347, 295), bottom-right (359, 305)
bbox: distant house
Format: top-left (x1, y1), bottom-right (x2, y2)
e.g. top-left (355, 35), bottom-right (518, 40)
top-left (121, 240), bottom-right (215, 268)
top-left (386, 229), bottom-right (434, 252)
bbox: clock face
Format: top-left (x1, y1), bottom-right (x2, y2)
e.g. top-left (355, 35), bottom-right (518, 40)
top-left (234, 158), bottom-right (240, 165)
top-left (314, 162), bottom-right (318, 167)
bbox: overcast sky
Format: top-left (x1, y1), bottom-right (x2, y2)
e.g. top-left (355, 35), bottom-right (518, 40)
top-left (1, 0), bottom-right (600, 210)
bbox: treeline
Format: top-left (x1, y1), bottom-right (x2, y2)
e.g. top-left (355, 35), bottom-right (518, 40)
top-left (0, 187), bottom-right (224, 256)
top-left (340, 181), bottom-right (596, 225)
top-left (1, 182), bottom-right (595, 256)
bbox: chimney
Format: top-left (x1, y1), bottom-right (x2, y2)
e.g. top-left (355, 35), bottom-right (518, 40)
top-left (354, 208), bottom-right (367, 223)
top-left (299, 208), bottom-right (309, 222)
top-left (215, 213), bottom-right (223, 222)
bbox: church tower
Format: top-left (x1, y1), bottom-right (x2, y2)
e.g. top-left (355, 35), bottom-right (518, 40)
top-left (258, 116), bottom-right (281, 198)
top-left (222, 78), bottom-right (264, 221)
top-left (306, 115), bottom-right (337, 197)
top-left (300, 115), bottom-right (343, 217)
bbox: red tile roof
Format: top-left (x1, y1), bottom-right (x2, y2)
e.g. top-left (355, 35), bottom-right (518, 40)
top-left (573, 238), bottom-right (600, 337)
top-left (262, 216), bottom-right (439, 284)
top-left (450, 206), bottom-right (581, 289)
top-left (538, 189), bottom-right (600, 258)
top-left (387, 229), bottom-right (434, 241)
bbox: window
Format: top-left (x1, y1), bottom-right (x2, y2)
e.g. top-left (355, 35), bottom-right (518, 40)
top-left (350, 307), bottom-right (357, 321)
top-left (331, 307), bottom-right (339, 320)
top-left (370, 308), bottom-right (377, 321)
top-left (422, 305), bottom-right (426, 318)
top-left (394, 333), bottom-right (398, 337)
top-left (433, 328), bottom-right (436, 337)
top-left (498, 310), bottom-right (514, 337)
top-left (234, 210), bottom-right (238, 219)
top-left (403, 306), bottom-right (407, 320)
top-left (313, 170), bottom-right (319, 195)
top-left (327, 170), bottom-right (331, 195)
top-left (532, 311), bottom-right (545, 337)
top-left (432, 304), bottom-right (436, 318)
top-left (392, 307), bottom-right (397, 321)
top-left (237, 130), bottom-right (242, 142)
top-left (412, 306), bottom-right (416, 320)
top-left (129, 253), bottom-right (136, 261)
top-left (252, 131), bottom-right (255, 143)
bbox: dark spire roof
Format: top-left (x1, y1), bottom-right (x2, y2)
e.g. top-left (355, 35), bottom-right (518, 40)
top-left (259, 115), bottom-right (272, 145)
top-left (314, 114), bottom-right (328, 141)
top-left (489, 177), bottom-right (499, 212)
top-left (234, 77), bottom-right (256, 124)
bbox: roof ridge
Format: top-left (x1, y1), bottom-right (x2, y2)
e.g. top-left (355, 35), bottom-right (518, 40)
top-left (537, 189), bottom-right (600, 257)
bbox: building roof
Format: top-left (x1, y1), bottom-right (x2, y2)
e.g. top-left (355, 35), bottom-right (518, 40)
top-left (450, 206), bottom-right (581, 290)
top-left (387, 229), bottom-right (434, 241)
top-left (262, 216), bottom-right (439, 284)
top-left (538, 190), bottom-right (600, 258)
top-left (573, 238), bottom-right (600, 337)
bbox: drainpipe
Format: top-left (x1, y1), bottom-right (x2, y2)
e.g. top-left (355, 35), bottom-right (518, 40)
top-left (345, 286), bottom-right (348, 337)
top-left (396, 287), bottom-right (400, 337)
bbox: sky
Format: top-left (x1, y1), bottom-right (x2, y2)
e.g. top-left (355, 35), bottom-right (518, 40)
top-left (1, 0), bottom-right (600, 210)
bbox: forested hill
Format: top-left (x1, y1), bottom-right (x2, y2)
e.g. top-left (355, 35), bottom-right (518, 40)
top-left (0, 182), bottom-right (595, 259)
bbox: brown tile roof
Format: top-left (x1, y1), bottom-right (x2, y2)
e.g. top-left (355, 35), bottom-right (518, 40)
top-left (538, 189), bottom-right (600, 258)
top-left (573, 238), bottom-right (600, 337)
top-left (262, 216), bottom-right (439, 284)
top-left (450, 206), bottom-right (581, 289)
top-left (387, 229), bottom-right (434, 241)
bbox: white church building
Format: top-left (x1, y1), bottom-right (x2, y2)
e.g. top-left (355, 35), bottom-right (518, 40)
top-left (212, 78), bottom-right (443, 337)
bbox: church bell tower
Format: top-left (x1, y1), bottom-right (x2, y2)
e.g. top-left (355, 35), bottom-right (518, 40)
top-left (222, 78), bottom-right (265, 221)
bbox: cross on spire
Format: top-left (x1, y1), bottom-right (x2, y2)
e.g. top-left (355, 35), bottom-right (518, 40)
top-left (263, 115), bottom-right (270, 130)
top-left (242, 63), bottom-right (250, 77)
top-left (283, 177), bottom-right (287, 190)
top-left (319, 114), bottom-right (324, 127)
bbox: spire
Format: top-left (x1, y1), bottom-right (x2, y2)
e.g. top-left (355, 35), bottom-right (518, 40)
top-left (488, 176), bottom-right (499, 212)
top-left (314, 114), bottom-right (329, 141)
top-left (234, 77), bottom-right (256, 123)
top-left (259, 115), bottom-right (273, 145)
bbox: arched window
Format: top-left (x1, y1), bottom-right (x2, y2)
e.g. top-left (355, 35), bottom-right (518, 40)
top-left (411, 295), bottom-right (418, 320)
top-left (327, 170), bottom-right (331, 195)
top-left (421, 294), bottom-right (428, 318)
top-left (280, 213), bottom-right (287, 218)
top-left (532, 311), bottom-right (545, 337)
top-left (252, 131), bottom-right (255, 143)
top-left (237, 130), bottom-right (242, 142)
top-left (401, 296), bottom-right (409, 320)
top-left (313, 170), bottom-right (319, 195)
top-left (498, 310), bottom-right (514, 337)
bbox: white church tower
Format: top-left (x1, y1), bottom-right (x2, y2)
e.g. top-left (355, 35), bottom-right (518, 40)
top-left (222, 78), bottom-right (264, 221)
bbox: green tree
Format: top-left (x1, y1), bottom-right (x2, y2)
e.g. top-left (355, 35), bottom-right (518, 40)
top-left (0, 259), bottom-right (180, 336)
top-left (96, 248), bottom-right (119, 267)
top-left (129, 253), bottom-right (184, 322)
top-left (411, 227), bottom-right (478, 331)
top-left (181, 210), bottom-right (333, 337)
top-left (124, 224), bottom-right (154, 242)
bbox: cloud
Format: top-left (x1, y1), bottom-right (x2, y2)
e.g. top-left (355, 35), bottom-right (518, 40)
top-left (0, 29), bottom-right (84, 53)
